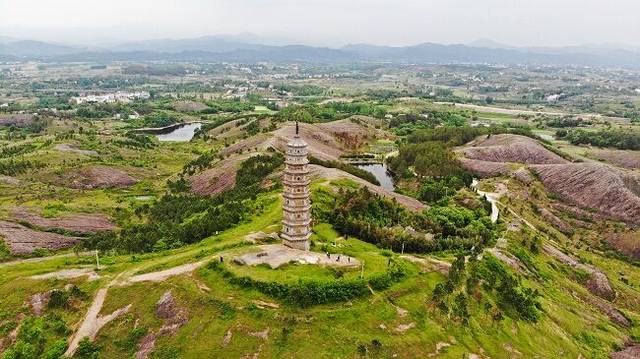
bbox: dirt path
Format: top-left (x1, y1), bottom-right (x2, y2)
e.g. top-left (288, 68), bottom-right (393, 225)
top-left (400, 254), bottom-right (450, 274)
top-left (471, 179), bottom-right (507, 223)
top-left (63, 248), bottom-right (233, 356)
top-left (125, 260), bottom-right (208, 284)
top-left (30, 267), bottom-right (100, 281)
top-left (65, 287), bottom-right (109, 356)
top-left (0, 251), bottom-right (95, 268)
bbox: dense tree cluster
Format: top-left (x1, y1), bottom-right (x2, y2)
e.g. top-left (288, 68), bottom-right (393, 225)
top-left (558, 128), bottom-right (640, 150)
top-left (275, 102), bottom-right (387, 123)
top-left (200, 100), bottom-right (255, 114)
top-left (388, 141), bottom-right (471, 180)
top-left (418, 175), bottom-right (471, 204)
top-left (139, 112), bottom-right (179, 128)
top-left (274, 84), bottom-right (326, 97)
top-left (114, 132), bottom-right (156, 149)
top-left (432, 254), bottom-right (541, 324)
top-left (315, 187), bottom-right (495, 254)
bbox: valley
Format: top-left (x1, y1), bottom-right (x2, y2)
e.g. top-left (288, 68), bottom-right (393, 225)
top-left (1, 60), bottom-right (640, 359)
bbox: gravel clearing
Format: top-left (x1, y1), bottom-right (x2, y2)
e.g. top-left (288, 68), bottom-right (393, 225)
top-left (234, 244), bottom-right (360, 269)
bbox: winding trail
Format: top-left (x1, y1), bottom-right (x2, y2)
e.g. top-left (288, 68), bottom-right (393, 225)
top-left (61, 247), bottom-right (236, 356)
top-left (471, 179), bottom-right (506, 223)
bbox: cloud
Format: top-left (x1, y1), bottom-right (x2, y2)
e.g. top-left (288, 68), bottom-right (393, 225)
top-left (1, 0), bottom-right (638, 47)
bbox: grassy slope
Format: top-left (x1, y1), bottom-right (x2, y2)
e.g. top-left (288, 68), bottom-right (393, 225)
top-left (2, 119), bottom-right (640, 358)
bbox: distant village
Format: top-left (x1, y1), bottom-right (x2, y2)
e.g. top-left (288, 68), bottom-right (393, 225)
top-left (69, 91), bottom-right (151, 104)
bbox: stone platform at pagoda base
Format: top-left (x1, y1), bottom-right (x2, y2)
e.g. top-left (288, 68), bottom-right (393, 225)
top-left (233, 244), bottom-right (360, 269)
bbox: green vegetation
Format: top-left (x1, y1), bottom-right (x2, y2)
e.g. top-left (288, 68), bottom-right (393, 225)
top-left (0, 158), bottom-right (41, 176)
top-left (83, 154), bottom-right (283, 253)
top-left (207, 259), bottom-right (406, 307)
top-left (115, 132), bottom-right (157, 149)
top-left (433, 254), bottom-right (541, 324)
top-left (275, 102), bottom-right (387, 123)
top-left (388, 141), bottom-right (470, 179)
top-left (201, 100), bottom-right (255, 114)
top-left (1, 60), bottom-right (639, 359)
top-left (559, 128), bottom-right (640, 150)
top-left (315, 186), bottom-right (495, 254)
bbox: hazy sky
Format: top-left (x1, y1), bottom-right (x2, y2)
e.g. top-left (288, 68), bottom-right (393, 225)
top-left (1, 0), bottom-right (639, 47)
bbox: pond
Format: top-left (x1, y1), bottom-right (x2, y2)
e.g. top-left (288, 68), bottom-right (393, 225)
top-left (154, 122), bottom-right (202, 142)
top-left (355, 163), bottom-right (395, 191)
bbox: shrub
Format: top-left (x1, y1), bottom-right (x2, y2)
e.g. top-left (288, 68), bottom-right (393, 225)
top-left (74, 338), bottom-right (100, 359)
top-left (207, 260), bottom-right (405, 307)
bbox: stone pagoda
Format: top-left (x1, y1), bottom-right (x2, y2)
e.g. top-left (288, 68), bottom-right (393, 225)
top-left (281, 122), bottom-right (312, 250)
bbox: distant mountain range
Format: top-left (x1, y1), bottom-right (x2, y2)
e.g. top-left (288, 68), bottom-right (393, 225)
top-left (1, 35), bottom-right (640, 69)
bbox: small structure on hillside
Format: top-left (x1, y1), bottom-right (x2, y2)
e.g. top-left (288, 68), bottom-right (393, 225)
top-left (281, 122), bottom-right (311, 250)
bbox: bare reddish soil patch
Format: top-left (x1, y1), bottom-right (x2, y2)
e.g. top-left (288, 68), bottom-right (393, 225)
top-left (188, 154), bottom-right (252, 196)
top-left (612, 344), bottom-right (640, 359)
top-left (605, 231), bottom-right (640, 259)
top-left (220, 120), bottom-right (387, 161)
top-left (10, 206), bottom-right (116, 234)
top-left (55, 165), bottom-right (138, 189)
top-left (543, 243), bottom-right (615, 300)
top-left (531, 163), bottom-right (640, 225)
top-left (0, 114), bottom-right (34, 127)
top-left (0, 175), bottom-right (20, 186)
top-left (0, 220), bottom-right (82, 254)
top-left (587, 148), bottom-right (640, 169)
top-left (539, 208), bottom-right (571, 234)
top-left (459, 158), bottom-right (511, 177)
top-left (462, 134), bottom-right (567, 164)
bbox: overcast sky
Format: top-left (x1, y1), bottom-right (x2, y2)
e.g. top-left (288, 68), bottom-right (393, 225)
top-left (1, 0), bottom-right (639, 48)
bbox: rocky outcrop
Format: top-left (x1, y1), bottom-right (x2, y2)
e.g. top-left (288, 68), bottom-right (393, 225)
top-left (136, 291), bottom-right (188, 359)
top-left (543, 244), bottom-right (615, 300)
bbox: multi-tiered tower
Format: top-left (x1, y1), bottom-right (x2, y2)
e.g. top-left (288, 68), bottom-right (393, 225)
top-left (281, 122), bottom-right (311, 250)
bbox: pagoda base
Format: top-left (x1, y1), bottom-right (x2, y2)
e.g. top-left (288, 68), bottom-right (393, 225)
top-left (281, 234), bottom-right (310, 251)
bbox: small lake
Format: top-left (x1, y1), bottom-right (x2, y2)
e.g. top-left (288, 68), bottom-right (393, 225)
top-left (154, 123), bottom-right (202, 142)
top-left (355, 163), bottom-right (395, 191)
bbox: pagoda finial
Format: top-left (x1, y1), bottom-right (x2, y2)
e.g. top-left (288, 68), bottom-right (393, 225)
top-left (295, 121), bottom-right (299, 135)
